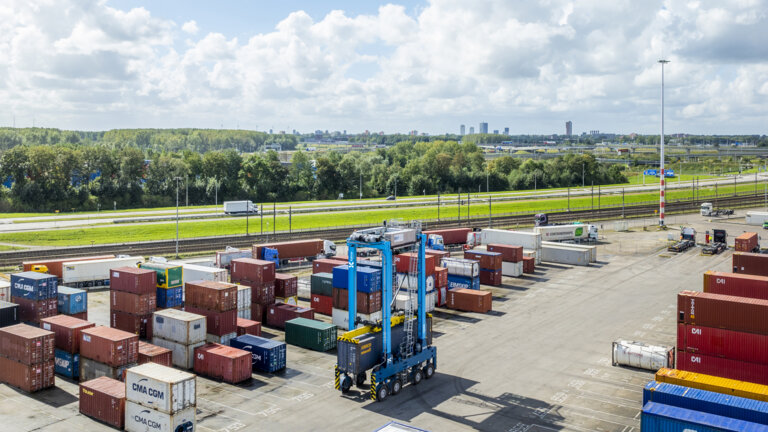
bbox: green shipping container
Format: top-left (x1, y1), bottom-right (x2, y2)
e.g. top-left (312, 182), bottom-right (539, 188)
top-left (310, 273), bottom-right (333, 297)
top-left (285, 318), bottom-right (337, 352)
top-left (139, 262), bottom-right (183, 288)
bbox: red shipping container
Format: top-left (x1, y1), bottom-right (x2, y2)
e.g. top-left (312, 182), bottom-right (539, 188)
top-left (394, 253), bottom-right (436, 276)
top-left (0, 356), bottom-right (55, 392)
top-left (703, 271), bottom-right (768, 300)
top-left (522, 256), bottom-right (535, 274)
top-left (80, 326), bottom-right (139, 367)
top-left (109, 267), bottom-right (156, 295)
top-left (253, 239), bottom-right (327, 261)
top-left (0, 323), bottom-right (55, 365)
top-left (194, 343), bottom-right (252, 384)
top-left (68, 311), bottom-right (88, 321)
top-left (184, 306), bottom-right (237, 336)
top-left (434, 267), bottom-right (448, 288)
top-left (110, 311), bottom-right (153, 340)
top-left (735, 232), bottom-right (759, 253)
top-left (331, 287), bottom-right (382, 314)
top-left (435, 286), bottom-right (447, 307)
top-left (311, 294), bottom-right (333, 316)
top-left (185, 281), bottom-right (237, 312)
top-left (248, 280), bottom-right (275, 305)
top-left (425, 249), bottom-right (451, 261)
top-left (678, 290), bottom-right (768, 335)
top-left (733, 252), bottom-right (768, 277)
top-left (266, 304), bottom-right (314, 329)
top-left (677, 323), bottom-right (768, 364)
top-left (231, 258), bottom-right (275, 284)
top-left (110, 290), bottom-right (156, 315)
top-left (236, 318), bottom-right (262, 336)
top-left (23, 255), bottom-right (115, 279)
top-left (487, 244), bottom-right (523, 263)
top-left (464, 250), bottom-right (502, 270)
top-left (137, 341), bottom-right (172, 367)
top-left (12, 297), bottom-right (57, 323)
top-left (676, 350), bottom-right (768, 386)
top-left (423, 228), bottom-right (472, 245)
top-left (40, 315), bottom-right (95, 353)
top-left (479, 269), bottom-right (502, 286)
top-left (326, 256), bottom-right (349, 263)
top-left (313, 258), bottom-right (346, 274)
top-left (446, 289), bottom-right (492, 313)
top-left (250, 303), bottom-right (267, 323)
top-left (274, 273), bottom-right (298, 298)
top-left (79, 376), bottom-right (126, 429)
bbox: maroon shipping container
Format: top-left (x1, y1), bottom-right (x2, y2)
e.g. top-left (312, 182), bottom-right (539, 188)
top-left (733, 252), bottom-right (768, 277)
top-left (425, 249), bottom-right (451, 261)
top-left (326, 256), bottom-right (349, 263)
top-left (236, 318), bottom-right (262, 337)
top-left (735, 232), bottom-right (759, 253)
top-left (194, 343), bottom-right (252, 384)
top-left (703, 271), bottom-right (768, 300)
top-left (331, 287), bottom-right (382, 314)
top-left (274, 273), bottom-right (298, 298)
top-left (110, 311), bottom-right (153, 340)
top-left (678, 290), bottom-right (768, 335)
top-left (79, 376), bottom-right (126, 429)
top-left (185, 281), bottom-right (237, 312)
top-left (464, 250), bottom-right (503, 270)
top-left (80, 326), bottom-right (139, 367)
top-left (313, 258), bottom-right (346, 274)
top-left (231, 258), bottom-right (275, 285)
top-left (137, 341), bottom-right (172, 367)
top-left (423, 228), bottom-right (472, 245)
top-left (677, 323), bottom-right (768, 364)
top-left (676, 350), bottom-right (768, 386)
top-left (434, 267), bottom-right (448, 288)
top-left (487, 244), bottom-right (523, 263)
top-left (266, 304), bottom-right (314, 329)
top-left (11, 297), bottom-right (57, 324)
top-left (248, 280), bottom-right (275, 305)
top-left (311, 294), bottom-right (333, 316)
top-left (109, 267), bottom-right (156, 295)
top-left (110, 290), bottom-right (156, 315)
top-left (446, 289), bottom-right (492, 313)
top-left (435, 286), bottom-right (447, 307)
top-left (394, 253), bottom-right (436, 276)
top-left (522, 256), bottom-right (535, 274)
top-left (253, 239), bottom-right (326, 261)
top-left (250, 303), bottom-right (267, 323)
top-left (0, 356), bottom-right (55, 392)
top-left (184, 306), bottom-right (237, 336)
top-left (0, 324), bottom-right (55, 365)
top-left (479, 269), bottom-right (502, 286)
top-left (68, 311), bottom-right (88, 321)
top-left (23, 255), bottom-right (115, 279)
top-left (40, 315), bottom-right (95, 354)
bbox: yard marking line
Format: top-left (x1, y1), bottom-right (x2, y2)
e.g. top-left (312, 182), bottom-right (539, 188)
top-left (196, 406), bottom-right (241, 422)
top-left (546, 401), bottom-right (640, 426)
top-left (576, 387), bottom-right (642, 404)
top-left (205, 384), bottom-right (288, 403)
top-left (197, 425), bottom-right (218, 432)
top-left (198, 397), bottom-right (271, 416)
top-left (575, 390), bottom-right (641, 408)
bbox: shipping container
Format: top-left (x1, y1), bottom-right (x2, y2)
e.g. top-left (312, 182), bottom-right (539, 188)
top-left (640, 401), bottom-right (767, 432)
top-left (125, 362), bottom-right (196, 413)
top-left (275, 295), bottom-right (298, 305)
top-left (266, 304), bottom-right (314, 329)
top-left (394, 292), bottom-right (436, 313)
top-left (111, 311), bottom-right (153, 340)
top-left (678, 323), bottom-right (768, 364)
top-left (332, 265), bottom-right (382, 293)
top-left (446, 289), bottom-right (492, 313)
top-left (229, 334), bottom-right (286, 373)
top-left (285, 318), bottom-right (337, 352)
top-left (139, 262), bottom-right (183, 288)
top-left (57, 286), bottom-right (87, 315)
top-left (733, 252), bottom-right (768, 277)
top-left (311, 294), bottom-right (333, 316)
top-left (464, 250), bottom-right (502, 270)
top-left (677, 350), bottom-right (768, 385)
top-left (446, 274), bottom-right (480, 291)
top-left (423, 228), bottom-right (472, 245)
top-left (79, 376), bottom-right (125, 429)
top-left (703, 271), bottom-right (768, 300)
top-left (522, 256), bottom-right (535, 274)
top-left (736, 232), bottom-right (760, 253)
top-left (678, 290), bottom-right (768, 335)
top-left (746, 211), bottom-right (768, 226)
top-left (193, 343), bottom-right (251, 384)
top-left (312, 258), bottom-right (346, 274)
top-left (433, 267), bottom-right (448, 288)
top-left (152, 309), bottom-right (206, 345)
top-left (394, 253), bottom-right (436, 276)
top-left (138, 341), bottom-right (172, 367)
top-left (540, 244), bottom-right (590, 266)
top-left (80, 326), bottom-right (139, 367)
top-left (250, 303), bottom-right (267, 324)
top-left (124, 401), bottom-right (195, 432)
top-left (54, 348), bottom-right (79, 379)
top-left (0, 323), bottom-right (55, 364)
top-left (10, 271), bottom-right (58, 301)
top-left (79, 357), bottom-right (135, 382)
top-left (486, 244), bottom-right (523, 263)
top-left (110, 267), bottom-right (156, 295)
top-left (111, 290), bottom-right (157, 315)
top-left (156, 287), bottom-right (183, 309)
top-left (0, 280), bottom-right (8, 303)
top-left (253, 239), bottom-right (333, 262)
top-left (184, 306), bottom-right (237, 337)
top-left (11, 296), bottom-right (57, 324)
top-left (206, 332), bottom-right (237, 345)
top-left (435, 286), bottom-right (447, 307)
top-left (23, 255), bottom-right (116, 279)
top-left (248, 280), bottom-right (275, 305)
top-left (63, 257), bottom-right (145, 288)
top-left (481, 229), bottom-right (542, 250)
top-left (215, 248), bottom-right (252, 269)
top-left (311, 272), bottom-right (334, 296)
top-left (185, 281), bottom-right (237, 312)
top-left (501, 261), bottom-right (523, 277)
top-left (441, 257), bottom-right (480, 278)
top-left (542, 241), bottom-right (597, 263)
top-left (150, 337), bottom-right (205, 370)
top-left (0, 301), bottom-right (19, 328)
top-left (0, 356), bottom-right (54, 392)
top-left (479, 269), bottom-right (502, 286)
top-left (236, 285), bottom-right (251, 311)
top-left (40, 315), bottom-right (95, 353)
top-left (231, 258), bottom-right (275, 285)
top-left (332, 287), bottom-right (382, 314)
top-left (656, 368), bottom-right (768, 402)
top-left (236, 318), bottom-right (261, 337)
top-left (69, 311), bottom-right (88, 321)
top-left (394, 274), bottom-right (435, 294)
top-left (274, 273), bottom-right (298, 298)
top-left (237, 308), bottom-right (250, 320)
top-left (331, 308), bottom-right (383, 331)
top-left (612, 339), bottom-right (674, 370)
top-left (167, 261), bottom-right (227, 285)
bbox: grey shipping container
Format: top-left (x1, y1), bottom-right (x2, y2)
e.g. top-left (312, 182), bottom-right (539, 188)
top-left (79, 356), bottom-right (136, 382)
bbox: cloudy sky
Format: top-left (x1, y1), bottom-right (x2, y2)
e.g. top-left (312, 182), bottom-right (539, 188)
top-left (2, 0), bottom-right (767, 135)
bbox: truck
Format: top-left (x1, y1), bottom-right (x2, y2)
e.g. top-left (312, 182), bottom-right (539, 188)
top-left (668, 227), bottom-right (696, 252)
top-left (215, 247), bottom-right (252, 269)
top-left (702, 229), bottom-right (727, 255)
top-left (746, 211), bottom-right (768, 227)
top-left (223, 200), bottom-right (259, 215)
top-left (533, 224), bottom-right (598, 242)
top-left (253, 239), bottom-right (336, 267)
top-left (700, 202), bottom-right (734, 217)
top-left (62, 256), bottom-right (145, 289)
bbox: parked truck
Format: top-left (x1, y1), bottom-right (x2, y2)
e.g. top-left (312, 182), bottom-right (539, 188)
top-left (533, 223), bottom-right (598, 242)
top-left (702, 229), bottom-right (728, 255)
top-left (62, 256), bottom-right (144, 289)
top-left (223, 200), bottom-right (259, 215)
top-left (253, 239), bottom-right (336, 267)
top-left (700, 202), bottom-right (734, 217)
top-left (668, 227), bottom-right (696, 252)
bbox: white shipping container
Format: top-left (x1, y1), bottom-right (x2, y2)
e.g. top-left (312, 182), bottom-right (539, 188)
top-left (125, 363), bottom-right (196, 414)
top-left (0, 280), bottom-right (9, 302)
top-left (215, 248), bottom-right (252, 268)
top-left (237, 308), bottom-right (251, 320)
top-left (151, 337), bottom-right (205, 370)
top-left (62, 256), bottom-right (145, 286)
top-left (168, 261), bottom-right (227, 285)
top-left (395, 274), bottom-right (435, 292)
top-left (746, 211), bottom-right (768, 226)
top-left (542, 241), bottom-right (597, 263)
top-left (205, 332), bottom-right (237, 344)
top-left (184, 257), bottom-right (215, 267)
top-left (236, 285), bottom-right (251, 310)
top-left (523, 249), bottom-right (541, 265)
top-left (152, 310), bottom-right (207, 345)
top-left (394, 292), bottom-right (436, 313)
top-left (612, 340), bottom-right (674, 371)
top-left (501, 261), bottom-right (523, 277)
top-left (331, 308), bottom-right (382, 331)
top-left (540, 245), bottom-right (590, 266)
top-left (533, 224), bottom-right (590, 241)
top-left (481, 229), bottom-right (542, 250)
top-left (125, 401), bottom-right (195, 432)
top-left (440, 257), bottom-right (479, 278)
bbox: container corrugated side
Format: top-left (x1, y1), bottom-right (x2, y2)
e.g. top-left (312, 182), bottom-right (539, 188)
top-left (54, 349), bottom-right (80, 378)
top-left (57, 286), bottom-right (87, 314)
top-left (79, 376), bottom-right (126, 430)
top-left (152, 309), bottom-right (206, 345)
top-left (677, 349), bottom-right (768, 386)
top-left (124, 400), bottom-right (195, 432)
top-left (0, 323), bottom-right (55, 365)
top-left (150, 337), bottom-right (205, 370)
top-left (80, 326), bottom-right (139, 367)
top-left (678, 290), bottom-right (768, 335)
top-left (138, 341), bottom-right (173, 367)
top-left (229, 334), bottom-right (286, 373)
top-left (655, 368), bottom-right (768, 402)
top-left (0, 356), bottom-right (55, 392)
top-left (678, 323), bottom-right (768, 364)
top-left (79, 357), bottom-right (136, 382)
top-left (193, 343), bottom-right (251, 384)
top-left (125, 362), bottom-right (196, 414)
top-left (40, 315), bottom-right (95, 353)
top-left (640, 401), bottom-right (767, 431)
top-left (285, 318), bottom-right (337, 351)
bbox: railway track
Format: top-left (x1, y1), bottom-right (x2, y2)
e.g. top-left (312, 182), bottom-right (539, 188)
top-left (0, 192), bottom-right (763, 267)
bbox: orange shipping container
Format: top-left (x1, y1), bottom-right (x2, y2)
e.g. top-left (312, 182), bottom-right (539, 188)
top-left (194, 343), bottom-right (252, 384)
top-left (79, 377), bottom-right (126, 429)
top-left (80, 326), bottom-right (139, 367)
top-left (446, 289), bottom-right (492, 313)
top-left (735, 232), bottom-right (759, 253)
top-left (137, 341), bottom-right (172, 367)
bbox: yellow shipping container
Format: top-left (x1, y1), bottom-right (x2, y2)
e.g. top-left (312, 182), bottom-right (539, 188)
top-left (655, 368), bottom-right (768, 402)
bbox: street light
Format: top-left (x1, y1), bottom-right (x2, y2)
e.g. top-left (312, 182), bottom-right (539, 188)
top-left (658, 58), bottom-right (670, 227)
top-left (174, 176), bottom-right (182, 258)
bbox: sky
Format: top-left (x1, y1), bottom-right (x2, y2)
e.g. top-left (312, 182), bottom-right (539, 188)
top-left (2, 0), bottom-right (768, 135)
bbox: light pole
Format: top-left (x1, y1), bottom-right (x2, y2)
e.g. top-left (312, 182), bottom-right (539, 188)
top-left (582, 163), bottom-right (585, 187)
top-left (658, 58), bottom-right (670, 227)
top-left (174, 177), bottom-right (182, 258)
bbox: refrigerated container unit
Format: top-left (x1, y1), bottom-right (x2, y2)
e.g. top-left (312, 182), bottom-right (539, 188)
top-left (57, 286), bottom-right (87, 315)
top-left (540, 244), bottom-right (590, 266)
top-left (481, 229), bottom-right (542, 250)
top-left (236, 318), bottom-right (261, 337)
top-left (640, 401), bottom-right (766, 431)
top-left (150, 337), bottom-right (205, 370)
top-left (332, 308), bottom-right (383, 331)
top-left (125, 362), bottom-right (196, 414)
top-left (236, 285), bottom-right (251, 318)
top-left (446, 274), bottom-right (480, 291)
top-left (79, 376), bottom-right (126, 429)
top-left (124, 401), bottom-right (195, 432)
top-left (152, 309), bottom-right (206, 345)
top-left (395, 274), bottom-right (435, 293)
top-left (394, 292), bottom-right (436, 313)
top-left (542, 241), bottom-right (597, 263)
top-left (138, 341), bottom-right (172, 367)
top-left (206, 332), bottom-right (238, 345)
top-left (40, 314), bottom-right (95, 353)
top-left (193, 343), bottom-right (252, 384)
top-left (80, 326), bottom-right (139, 367)
top-left (167, 261), bottom-right (227, 285)
top-left (139, 261), bottom-right (183, 288)
top-left (655, 368), bottom-right (768, 402)
top-left (62, 257), bottom-right (144, 289)
top-left (0, 280), bottom-right (9, 303)
top-left (440, 257), bottom-right (480, 278)
top-left (285, 318), bottom-right (337, 352)
top-left (229, 334), bottom-right (286, 373)
top-left (501, 261), bottom-right (523, 277)
top-left (611, 339), bottom-right (674, 371)
top-left (0, 301), bottom-right (19, 327)
top-left (54, 348), bottom-right (79, 379)
top-left (10, 271), bottom-right (58, 301)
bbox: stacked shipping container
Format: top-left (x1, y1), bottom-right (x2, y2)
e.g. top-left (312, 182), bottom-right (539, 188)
top-left (231, 258), bottom-right (276, 324)
top-left (10, 271), bottom-right (58, 324)
top-left (236, 284), bottom-right (251, 319)
top-left (0, 301), bottom-right (19, 328)
top-left (40, 315), bottom-right (95, 379)
top-left (79, 326), bottom-right (139, 381)
top-left (57, 286), bottom-right (88, 320)
top-left (464, 249), bottom-right (503, 286)
top-left (0, 324), bottom-right (55, 392)
top-left (124, 363), bottom-right (196, 432)
top-left (310, 272), bottom-right (334, 315)
top-left (109, 267), bottom-right (157, 340)
top-left (230, 334), bottom-right (286, 373)
top-left (487, 244), bottom-right (524, 277)
top-left (140, 261), bottom-right (184, 309)
top-left (331, 264), bottom-right (382, 330)
top-left (151, 309), bottom-right (207, 369)
top-left (138, 341), bottom-right (172, 367)
top-left (274, 273), bottom-right (298, 305)
top-left (79, 376), bottom-right (126, 429)
top-left (193, 343), bottom-right (252, 384)
top-left (184, 280), bottom-right (238, 345)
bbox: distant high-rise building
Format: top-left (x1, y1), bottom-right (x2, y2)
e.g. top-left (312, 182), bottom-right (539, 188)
top-left (469, 126), bottom-right (475, 134)
top-left (566, 121), bottom-right (572, 137)
top-left (460, 124), bottom-right (465, 135)
top-left (479, 122), bottom-right (488, 134)
top-left (504, 127), bottom-right (509, 135)
top-left (493, 129), bottom-right (499, 134)
top-left (590, 130), bottom-right (600, 135)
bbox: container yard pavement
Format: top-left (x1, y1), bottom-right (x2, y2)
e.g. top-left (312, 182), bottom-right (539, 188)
top-left (0, 213), bottom-right (752, 431)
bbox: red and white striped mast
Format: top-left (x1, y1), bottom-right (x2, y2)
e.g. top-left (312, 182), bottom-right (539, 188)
top-left (658, 59), bottom-right (669, 227)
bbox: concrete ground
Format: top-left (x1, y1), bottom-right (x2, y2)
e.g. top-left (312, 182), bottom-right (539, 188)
top-left (0, 210), bottom-right (763, 431)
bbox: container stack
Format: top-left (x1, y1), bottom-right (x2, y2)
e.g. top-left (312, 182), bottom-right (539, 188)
top-left (151, 309), bottom-right (206, 369)
top-left (184, 281), bottom-right (238, 345)
top-left (230, 258), bottom-right (276, 324)
top-left (61, 256), bottom-right (144, 289)
top-left (266, 303), bottom-right (314, 330)
top-left (441, 257), bottom-right (480, 291)
top-left (732, 252), bottom-right (768, 277)
top-left (124, 363), bottom-right (197, 432)
top-left (168, 260), bottom-right (227, 285)
top-left (237, 318), bottom-right (262, 336)
top-left (481, 229), bottom-right (542, 265)
top-left (0, 279), bottom-right (9, 302)
top-left (40, 315), bottom-right (95, 379)
top-left (0, 324), bottom-right (55, 392)
top-left (274, 273), bottom-right (298, 305)
top-left (236, 284), bottom-right (251, 319)
top-left (230, 334), bottom-right (286, 373)
top-left (310, 272), bottom-right (334, 315)
top-left (79, 376), bottom-right (126, 429)
top-left (10, 271), bottom-right (58, 324)
top-left (394, 252), bottom-right (437, 311)
top-left (79, 326), bottom-right (139, 381)
top-left (331, 264), bottom-right (382, 331)
top-left (433, 266), bottom-right (449, 307)
top-left (138, 341), bottom-right (172, 367)
top-left (313, 258), bottom-right (347, 274)
top-left (488, 244), bottom-right (524, 278)
top-left (464, 249), bottom-right (503, 286)
top-left (140, 262), bottom-right (184, 310)
top-left (285, 318), bottom-right (337, 352)
top-left (193, 343), bottom-right (252, 384)
top-left (57, 286), bottom-right (88, 320)
top-left (109, 267), bottom-right (157, 340)
top-left (0, 301), bottom-right (20, 328)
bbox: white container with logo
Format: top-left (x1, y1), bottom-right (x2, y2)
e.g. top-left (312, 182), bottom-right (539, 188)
top-left (125, 400), bottom-right (196, 432)
top-left (125, 363), bottom-right (196, 414)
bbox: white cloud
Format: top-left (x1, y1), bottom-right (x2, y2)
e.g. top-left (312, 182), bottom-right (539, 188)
top-left (182, 20), bottom-right (198, 35)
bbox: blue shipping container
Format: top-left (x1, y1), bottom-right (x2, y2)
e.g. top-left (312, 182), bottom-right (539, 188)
top-left (10, 271), bottom-right (58, 301)
top-left (54, 349), bottom-right (79, 379)
top-left (57, 286), bottom-right (87, 315)
top-left (332, 265), bottom-right (382, 293)
top-left (641, 402), bottom-right (768, 432)
top-left (230, 334), bottom-right (286, 373)
top-left (156, 287), bottom-right (183, 308)
top-left (446, 275), bottom-right (479, 291)
top-left (644, 381), bottom-right (768, 425)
